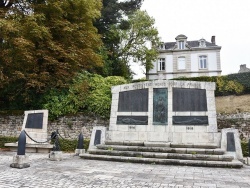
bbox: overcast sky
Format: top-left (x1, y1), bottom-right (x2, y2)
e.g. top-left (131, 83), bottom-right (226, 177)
top-left (131, 0), bottom-right (250, 79)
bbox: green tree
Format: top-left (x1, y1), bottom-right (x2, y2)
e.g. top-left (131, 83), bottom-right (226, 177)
top-left (0, 0), bottom-right (103, 109)
top-left (109, 10), bottom-right (160, 79)
top-left (95, 0), bottom-right (143, 41)
top-left (94, 0), bottom-right (143, 77)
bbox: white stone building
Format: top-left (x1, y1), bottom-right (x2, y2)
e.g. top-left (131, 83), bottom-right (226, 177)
top-left (147, 34), bottom-right (222, 80)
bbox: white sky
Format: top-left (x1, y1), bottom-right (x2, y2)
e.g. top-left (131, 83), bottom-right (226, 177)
top-left (131, 0), bottom-right (250, 79)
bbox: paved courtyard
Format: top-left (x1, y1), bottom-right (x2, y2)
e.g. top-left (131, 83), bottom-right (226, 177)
top-left (0, 151), bottom-right (250, 188)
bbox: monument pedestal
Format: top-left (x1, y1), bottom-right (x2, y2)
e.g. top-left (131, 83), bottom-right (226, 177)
top-left (49, 151), bottom-right (63, 161)
top-left (10, 155), bottom-right (30, 169)
top-left (75, 149), bottom-right (85, 155)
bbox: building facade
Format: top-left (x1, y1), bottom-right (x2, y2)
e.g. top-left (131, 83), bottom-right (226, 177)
top-left (147, 34), bottom-right (222, 80)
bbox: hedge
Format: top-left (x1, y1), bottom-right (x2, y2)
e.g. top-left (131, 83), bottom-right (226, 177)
top-left (0, 136), bottom-right (89, 152)
top-left (52, 138), bottom-right (90, 152)
top-left (227, 72), bottom-right (250, 92)
top-left (0, 136), bottom-right (18, 148)
top-left (241, 141), bottom-right (249, 157)
top-left (172, 75), bottom-right (245, 96)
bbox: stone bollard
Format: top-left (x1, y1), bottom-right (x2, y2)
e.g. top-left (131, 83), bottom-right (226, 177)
top-left (75, 133), bottom-right (85, 155)
top-left (49, 130), bottom-right (62, 161)
top-left (10, 130), bottom-right (30, 169)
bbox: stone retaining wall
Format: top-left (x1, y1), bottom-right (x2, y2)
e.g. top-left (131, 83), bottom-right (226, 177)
top-left (1, 113), bottom-right (250, 140)
top-left (217, 112), bottom-right (250, 140)
top-left (0, 114), bottom-right (108, 140)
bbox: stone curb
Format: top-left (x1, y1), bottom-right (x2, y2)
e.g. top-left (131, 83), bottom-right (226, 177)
top-left (79, 154), bottom-right (243, 168)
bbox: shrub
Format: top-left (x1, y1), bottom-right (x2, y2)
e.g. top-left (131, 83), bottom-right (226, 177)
top-left (228, 72), bottom-right (250, 93)
top-left (42, 71), bottom-right (128, 119)
top-left (0, 136), bottom-right (18, 148)
top-left (172, 76), bottom-right (245, 96)
top-left (215, 76), bottom-right (244, 96)
top-left (241, 141), bottom-right (249, 157)
top-left (52, 139), bottom-right (90, 152)
top-left (85, 75), bottom-right (127, 118)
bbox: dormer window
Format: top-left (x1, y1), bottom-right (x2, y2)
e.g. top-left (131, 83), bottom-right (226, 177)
top-left (159, 43), bottom-right (165, 50)
top-left (178, 41), bottom-right (184, 49)
top-left (199, 39), bottom-right (206, 47)
top-left (175, 34), bottom-right (187, 50)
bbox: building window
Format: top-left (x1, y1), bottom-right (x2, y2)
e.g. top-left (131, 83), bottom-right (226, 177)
top-left (199, 56), bottom-right (207, 69)
top-left (178, 41), bottom-right (184, 49)
top-left (158, 58), bottom-right (165, 71)
top-left (178, 57), bottom-right (185, 70)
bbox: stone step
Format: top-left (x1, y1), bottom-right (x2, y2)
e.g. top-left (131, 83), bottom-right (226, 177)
top-left (105, 141), bottom-right (145, 146)
top-left (105, 141), bottom-right (218, 149)
top-left (79, 154), bottom-right (243, 168)
top-left (88, 149), bottom-right (234, 161)
top-left (170, 143), bottom-right (218, 149)
top-left (97, 145), bottom-right (225, 155)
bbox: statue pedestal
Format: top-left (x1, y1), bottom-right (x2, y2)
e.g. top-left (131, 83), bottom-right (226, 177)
top-left (49, 151), bottom-right (62, 161)
top-left (10, 154), bottom-right (30, 169)
top-left (75, 149), bottom-right (85, 155)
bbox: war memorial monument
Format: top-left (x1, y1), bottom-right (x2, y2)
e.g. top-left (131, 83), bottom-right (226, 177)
top-left (81, 80), bottom-right (244, 168)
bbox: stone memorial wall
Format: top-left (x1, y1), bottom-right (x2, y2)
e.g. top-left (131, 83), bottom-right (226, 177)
top-left (108, 80), bottom-right (220, 145)
top-left (22, 110), bottom-right (49, 144)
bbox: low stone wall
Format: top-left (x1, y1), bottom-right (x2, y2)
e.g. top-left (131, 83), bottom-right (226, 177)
top-left (217, 112), bottom-right (250, 140)
top-left (0, 114), bottom-right (108, 140)
top-left (48, 115), bottom-right (108, 140)
top-left (1, 113), bottom-right (250, 140)
top-left (0, 115), bottom-right (23, 137)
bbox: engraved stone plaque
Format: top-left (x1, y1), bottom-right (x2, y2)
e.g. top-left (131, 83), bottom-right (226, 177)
top-left (117, 116), bottom-right (148, 125)
top-left (94, 130), bottom-right (101, 146)
top-left (153, 88), bottom-right (168, 125)
top-left (227, 132), bottom-right (236, 152)
top-left (25, 113), bottom-right (43, 129)
top-left (173, 88), bottom-right (207, 111)
top-left (173, 116), bottom-right (208, 125)
top-left (118, 89), bottom-right (148, 112)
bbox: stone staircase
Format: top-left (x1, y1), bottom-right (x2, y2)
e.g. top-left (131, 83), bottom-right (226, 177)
top-left (79, 141), bottom-right (243, 168)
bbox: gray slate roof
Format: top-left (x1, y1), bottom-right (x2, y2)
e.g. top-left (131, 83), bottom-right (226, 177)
top-left (163, 40), bottom-right (218, 50)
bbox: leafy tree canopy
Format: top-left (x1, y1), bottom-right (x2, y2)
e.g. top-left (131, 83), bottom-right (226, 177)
top-left (108, 10), bottom-right (160, 79)
top-left (0, 0), bottom-right (103, 108)
top-left (94, 0), bottom-right (145, 78)
top-left (112, 10), bottom-right (160, 75)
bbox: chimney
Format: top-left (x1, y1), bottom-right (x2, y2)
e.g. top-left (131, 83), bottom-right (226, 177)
top-left (240, 64), bottom-right (246, 70)
top-left (239, 64), bottom-right (249, 73)
top-left (211, 36), bottom-right (216, 45)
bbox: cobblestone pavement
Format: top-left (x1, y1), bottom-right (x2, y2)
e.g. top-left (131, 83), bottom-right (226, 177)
top-left (0, 151), bottom-right (250, 188)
